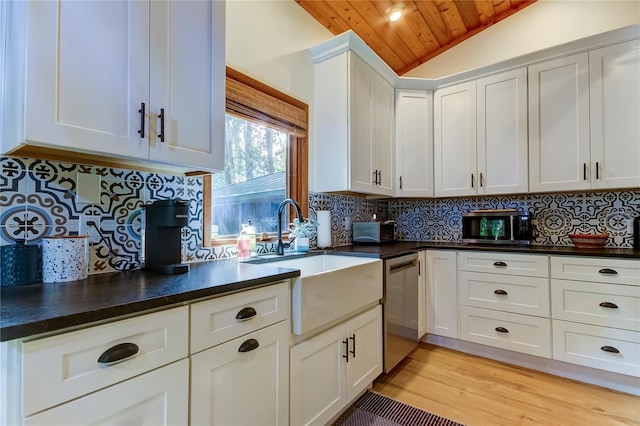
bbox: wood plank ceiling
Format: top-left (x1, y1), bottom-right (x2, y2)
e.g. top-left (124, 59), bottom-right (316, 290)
top-left (296, 0), bottom-right (537, 75)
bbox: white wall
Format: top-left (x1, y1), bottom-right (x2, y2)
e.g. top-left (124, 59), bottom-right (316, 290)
top-left (404, 0), bottom-right (640, 78)
top-left (226, 0), bottom-right (332, 106)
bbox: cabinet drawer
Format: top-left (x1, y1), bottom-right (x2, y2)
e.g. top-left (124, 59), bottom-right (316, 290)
top-left (24, 359), bottom-right (189, 426)
top-left (22, 306), bottom-right (188, 417)
top-left (458, 251), bottom-right (548, 277)
top-left (458, 271), bottom-right (550, 316)
top-left (551, 279), bottom-right (640, 331)
top-left (552, 320), bottom-right (640, 377)
top-left (551, 256), bottom-right (640, 285)
top-left (190, 281), bottom-right (289, 353)
top-left (459, 306), bottom-right (551, 357)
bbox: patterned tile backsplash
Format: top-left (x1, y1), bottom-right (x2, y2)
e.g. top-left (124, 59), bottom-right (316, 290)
top-left (1, 156), bottom-right (638, 276)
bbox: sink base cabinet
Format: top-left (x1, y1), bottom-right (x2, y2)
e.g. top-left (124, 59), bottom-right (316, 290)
top-left (190, 321), bottom-right (290, 426)
top-left (290, 305), bottom-right (383, 426)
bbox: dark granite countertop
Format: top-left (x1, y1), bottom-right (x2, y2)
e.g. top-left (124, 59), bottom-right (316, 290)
top-left (0, 259), bottom-right (300, 342)
top-left (325, 241), bottom-right (640, 260)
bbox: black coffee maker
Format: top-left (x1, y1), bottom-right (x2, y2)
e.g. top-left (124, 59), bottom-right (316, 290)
top-left (141, 199), bottom-right (190, 274)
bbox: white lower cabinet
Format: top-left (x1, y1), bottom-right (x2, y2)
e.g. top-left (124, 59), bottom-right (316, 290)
top-left (425, 250), bottom-right (458, 338)
top-left (24, 359), bottom-right (189, 426)
top-left (190, 321), bottom-right (290, 426)
top-left (290, 305), bottom-right (383, 426)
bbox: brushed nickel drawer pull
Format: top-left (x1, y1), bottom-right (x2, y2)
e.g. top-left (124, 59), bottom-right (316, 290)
top-left (493, 261), bottom-right (507, 267)
top-left (598, 268), bottom-right (618, 275)
top-left (600, 345), bottom-right (620, 354)
top-left (494, 289), bottom-right (508, 295)
top-left (599, 302), bottom-right (619, 309)
top-left (495, 327), bottom-right (509, 334)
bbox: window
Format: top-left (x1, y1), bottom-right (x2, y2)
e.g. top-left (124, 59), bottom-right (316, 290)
top-left (203, 68), bottom-right (308, 246)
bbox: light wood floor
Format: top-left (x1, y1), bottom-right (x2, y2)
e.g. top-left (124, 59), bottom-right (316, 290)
top-left (373, 343), bottom-right (640, 426)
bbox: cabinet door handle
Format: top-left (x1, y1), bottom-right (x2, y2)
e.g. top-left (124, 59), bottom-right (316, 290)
top-left (599, 302), bottom-right (619, 309)
top-left (399, 176), bottom-right (403, 190)
top-left (238, 338), bottom-right (260, 353)
top-left (596, 162), bottom-right (599, 179)
top-left (495, 327), bottom-right (509, 334)
top-left (343, 338), bottom-right (350, 362)
top-left (583, 163), bottom-right (587, 180)
top-left (158, 108), bottom-right (165, 142)
top-left (377, 170), bottom-right (382, 185)
top-left (598, 268), bottom-right (618, 275)
top-left (600, 345), bottom-right (620, 354)
top-left (349, 334), bottom-right (356, 358)
top-left (137, 102), bottom-right (146, 138)
top-left (494, 289), bottom-right (508, 295)
top-left (480, 172), bottom-right (483, 187)
top-left (471, 173), bottom-right (474, 188)
top-left (493, 261), bottom-right (507, 267)
top-left (236, 307), bottom-right (257, 321)
top-left (98, 342), bottom-right (139, 365)
top-left (373, 171), bottom-right (378, 185)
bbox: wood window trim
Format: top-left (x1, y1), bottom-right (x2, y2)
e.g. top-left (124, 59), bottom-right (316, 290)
top-left (203, 68), bottom-right (309, 247)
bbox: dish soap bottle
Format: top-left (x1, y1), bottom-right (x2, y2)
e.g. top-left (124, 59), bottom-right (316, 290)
top-left (237, 230), bottom-right (251, 261)
top-left (245, 221), bottom-right (257, 258)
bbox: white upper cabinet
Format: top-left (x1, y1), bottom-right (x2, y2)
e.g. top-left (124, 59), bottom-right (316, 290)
top-left (529, 40), bottom-right (640, 192)
top-left (395, 90), bottom-right (434, 197)
top-left (589, 40), bottom-right (640, 190)
top-left (434, 81), bottom-right (477, 197)
top-left (528, 53), bottom-right (591, 192)
top-left (2, 0), bottom-right (224, 173)
top-left (476, 68), bottom-right (529, 195)
top-left (434, 68), bottom-right (528, 197)
top-left (313, 51), bottom-right (395, 196)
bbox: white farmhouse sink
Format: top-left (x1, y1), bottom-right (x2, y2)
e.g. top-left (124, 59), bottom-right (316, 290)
top-left (262, 255), bottom-right (383, 335)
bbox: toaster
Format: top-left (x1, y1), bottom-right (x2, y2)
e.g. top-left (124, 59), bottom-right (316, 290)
top-left (352, 221), bottom-right (396, 244)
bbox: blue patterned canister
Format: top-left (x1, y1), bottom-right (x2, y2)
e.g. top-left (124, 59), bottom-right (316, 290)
top-left (42, 236), bottom-right (89, 283)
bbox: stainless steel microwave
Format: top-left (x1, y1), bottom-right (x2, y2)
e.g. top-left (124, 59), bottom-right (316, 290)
top-left (462, 210), bottom-right (531, 245)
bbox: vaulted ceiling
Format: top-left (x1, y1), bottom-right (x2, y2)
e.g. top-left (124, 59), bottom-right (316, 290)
top-left (296, 0), bottom-right (537, 75)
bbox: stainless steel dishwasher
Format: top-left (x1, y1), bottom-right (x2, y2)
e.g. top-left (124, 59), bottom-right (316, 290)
top-left (383, 252), bottom-right (421, 372)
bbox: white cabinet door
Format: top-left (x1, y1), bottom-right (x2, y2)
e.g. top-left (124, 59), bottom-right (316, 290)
top-left (426, 250), bottom-right (458, 338)
top-left (350, 53), bottom-right (375, 193)
top-left (290, 306), bottom-right (382, 426)
top-left (477, 68), bottom-right (528, 195)
top-left (290, 325), bottom-right (346, 426)
top-left (589, 39), bottom-right (640, 190)
top-left (434, 81), bottom-right (477, 197)
top-left (191, 321), bottom-right (290, 426)
top-left (418, 251), bottom-right (428, 338)
top-left (313, 51), bottom-right (393, 196)
top-left (24, 359), bottom-right (188, 426)
top-left (345, 305), bottom-right (383, 402)
top-left (528, 53), bottom-right (591, 192)
top-left (372, 73), bottom-right (395, 196)
top-left (148, 0), bottom-right (225, 171)
top-left (395, 90), bottom-right (434, 197)
top-left (17, 0), bottom-right (149, 159)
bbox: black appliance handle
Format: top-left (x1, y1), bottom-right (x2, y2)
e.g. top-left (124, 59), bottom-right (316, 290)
top-left (98, 343), bottom-right (139, 365)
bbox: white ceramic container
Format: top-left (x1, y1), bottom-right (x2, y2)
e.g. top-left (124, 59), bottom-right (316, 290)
top-left (42, 236), bottom-right (89, 282)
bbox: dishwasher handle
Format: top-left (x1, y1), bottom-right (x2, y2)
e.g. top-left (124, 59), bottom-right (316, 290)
top-left (388, 257), bottom-right (418, 274)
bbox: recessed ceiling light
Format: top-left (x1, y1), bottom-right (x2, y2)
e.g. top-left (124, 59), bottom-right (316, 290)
top-left (387, 3), bottom-right (406, 22)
